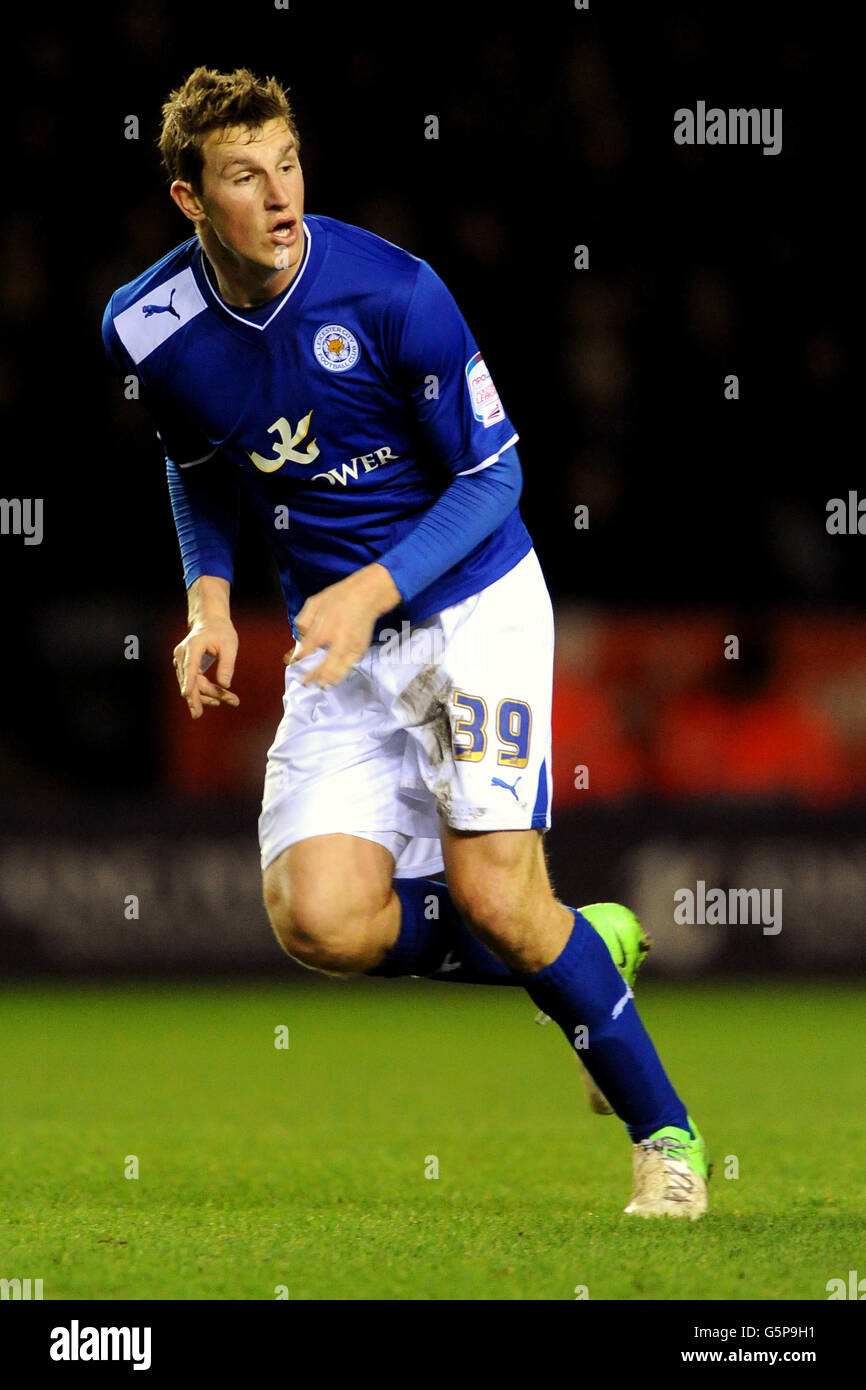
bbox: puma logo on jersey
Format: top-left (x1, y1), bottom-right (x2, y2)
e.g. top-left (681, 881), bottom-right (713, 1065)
top-left (248, 411), bottom-right (320, 472)
top-left (113, 269), bottom-right (207, 365)
top-left (141, 287), bottom-right (180, 319)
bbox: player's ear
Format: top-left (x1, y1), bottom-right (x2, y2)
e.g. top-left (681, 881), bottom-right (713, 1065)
top-left (170, 179), bottom-right (206, 225)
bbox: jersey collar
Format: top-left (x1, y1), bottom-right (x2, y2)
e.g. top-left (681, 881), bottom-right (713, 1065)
top-left (192, 217), bottom-right (320, 333)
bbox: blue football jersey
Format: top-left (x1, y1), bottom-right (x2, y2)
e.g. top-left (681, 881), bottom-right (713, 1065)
top-left (102, 214), bottom-right (532, 624)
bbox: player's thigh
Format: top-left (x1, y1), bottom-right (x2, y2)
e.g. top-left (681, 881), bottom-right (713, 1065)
top-left (440, 824), bottom-right (554, 936)
top-left (262, 832), bottom-right (395, 949)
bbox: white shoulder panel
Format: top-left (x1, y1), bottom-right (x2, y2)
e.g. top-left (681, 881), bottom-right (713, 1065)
top-left (113, 268), bottom-right (207, 365)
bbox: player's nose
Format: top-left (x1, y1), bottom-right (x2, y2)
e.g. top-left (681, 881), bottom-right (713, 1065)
top-left (264, 174), bottom-right (292, 207)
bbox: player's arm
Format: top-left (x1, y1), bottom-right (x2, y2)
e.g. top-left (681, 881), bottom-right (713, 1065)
top-left (374, 262), bottom-right (524, 599)
top-left (173, 574), bottom-right (239, 719)
top-left (291, 561), bottom-right (401, 683)
top-left (292, 447), bottom-right (521, 685)
top-left (101, 297), bottom-right (241, 719)
top-left (371, 443), bottom-right (522, 604)
top-left (165, 452), bottom-right (241, 719)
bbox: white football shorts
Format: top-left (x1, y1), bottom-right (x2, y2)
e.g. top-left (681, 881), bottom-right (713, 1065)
top-left (258, 547), bottom-right (554, 878)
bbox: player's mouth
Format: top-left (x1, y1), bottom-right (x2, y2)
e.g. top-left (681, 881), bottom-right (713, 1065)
top-left (268, 218), bottom-right (297, 244)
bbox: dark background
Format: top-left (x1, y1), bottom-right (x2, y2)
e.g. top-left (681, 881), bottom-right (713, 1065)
top-left (0, 1), bottom-right (860, 974)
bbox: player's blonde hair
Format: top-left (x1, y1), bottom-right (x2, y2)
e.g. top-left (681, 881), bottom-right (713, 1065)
top-left (159, 66), bottom-right (300, 189)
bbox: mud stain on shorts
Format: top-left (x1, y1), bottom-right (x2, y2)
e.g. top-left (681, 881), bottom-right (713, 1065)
top-left (398, 665), bottom-right (455, 767)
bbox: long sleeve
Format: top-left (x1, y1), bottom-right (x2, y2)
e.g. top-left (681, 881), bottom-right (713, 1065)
top-left (164, 449), bottom-right (239, 590)
top-left (102, 293), bottom-right (239, 589)
top-left (373, 257), bottom-right (524, 604)
top-left (378, 443), bottom-right (522, 603)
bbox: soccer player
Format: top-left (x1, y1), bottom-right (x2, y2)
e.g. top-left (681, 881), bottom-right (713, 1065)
top-left (102, 66), bottom-right (708, 1218)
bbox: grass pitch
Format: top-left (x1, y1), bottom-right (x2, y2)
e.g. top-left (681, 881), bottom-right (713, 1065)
top-left (1, 978), bottom-right (861, 1300)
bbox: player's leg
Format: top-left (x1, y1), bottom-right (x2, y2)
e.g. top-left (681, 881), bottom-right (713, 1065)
top-left (441, 823), bottom-right (680, 1120)
top-left (260, 619), bottom-right (707, 1214)
top-left (263, 830), bottom-right (533, 982)
top-left (258, 558), bottom-right (640, 992)
top-left (258, 629), bottom-right (543, 985)
top-left (365, 543), bottom-right (708, 1216)
top-left (256, 640), bottom-right (648, 993)
top-left (440, 822), bottom-right (708, 1217)
top-left (263, 828), bottom-right (652, 1014)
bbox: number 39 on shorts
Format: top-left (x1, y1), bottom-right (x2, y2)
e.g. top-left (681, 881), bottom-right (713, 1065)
top-left (452, 692), bottom-right (532, 767)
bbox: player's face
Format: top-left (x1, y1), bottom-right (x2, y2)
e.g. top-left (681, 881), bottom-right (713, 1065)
top-left (197, 118), bottom-right (304, 273)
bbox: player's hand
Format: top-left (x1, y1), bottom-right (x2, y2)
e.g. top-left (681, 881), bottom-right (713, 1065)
top-left (286, 564), bottom-right (401, 689)
top-left (173, 618), bottom-right (240, 719)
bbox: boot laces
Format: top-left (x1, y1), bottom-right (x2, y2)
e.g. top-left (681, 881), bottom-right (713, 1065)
top-left (639, 1136), bottom-right (697, 1200)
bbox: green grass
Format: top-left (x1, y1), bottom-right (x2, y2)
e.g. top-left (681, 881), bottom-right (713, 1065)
top-left (1, 979), bottom-right (862, 1300)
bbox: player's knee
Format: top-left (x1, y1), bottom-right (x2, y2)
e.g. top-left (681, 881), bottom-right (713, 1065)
top-left (263, 868), bottom-right (381, 974)
top-left (265, 896), bottom-right (368, 973)
top-left (283, 927), bottom-right (371, 975)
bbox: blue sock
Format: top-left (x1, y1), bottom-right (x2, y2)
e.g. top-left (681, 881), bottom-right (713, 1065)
top-left (519, 909), bottom-right (690, 1142)
top-left (367, 878), bottom-right (519, 985)
top-left (367, 882), bottom-right (690, 1142)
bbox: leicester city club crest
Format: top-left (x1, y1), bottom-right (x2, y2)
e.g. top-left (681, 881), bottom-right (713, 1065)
top-left (313, 324), bottom-right (360, 372)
